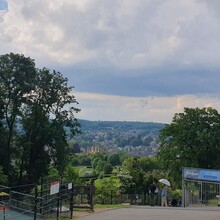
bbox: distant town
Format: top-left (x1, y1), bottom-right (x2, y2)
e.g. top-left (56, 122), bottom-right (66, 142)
top-left (72, 120), bottom-right (165, 157)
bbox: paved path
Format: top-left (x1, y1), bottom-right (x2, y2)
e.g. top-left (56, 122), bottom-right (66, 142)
top-left (0, 209), bottom-right (39, 220)
top-left (77, 206), bottom-right (220, 220)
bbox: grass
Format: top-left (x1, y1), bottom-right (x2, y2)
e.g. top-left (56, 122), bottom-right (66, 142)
top-left (94, 204), bottom-right (129, 209)
top-left (208, 199), bottom-right (218, 206)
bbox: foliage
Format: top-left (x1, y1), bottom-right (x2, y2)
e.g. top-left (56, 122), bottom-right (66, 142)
top-left (95, 176), bottom-right (120, 204)
top-left (95, 160), bottom-right (105, 173)
top-left (0, 53), bottom-right (37, 183)
top-left (0, 53), bottom-right (80, 185)
top-left (107, 153), bottom-right (121, 166)
top-left (103, 162), bottom-right (113, 174)
top-left (43, 166), bottom-right (60, 183)
top-left (139, 157), bottom-right (159, 171)
top-left (117, 170), bottom-right (135, 193)
top-left (158, 107), bottom-right (220, 185)
top-left (63, 164), bottom-right (79, 183)
top-left (0, 166), bottom-right (7, 185)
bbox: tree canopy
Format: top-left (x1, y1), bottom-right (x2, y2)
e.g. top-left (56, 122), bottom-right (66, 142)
top-left (158, 107), bottom-right (220, 184)
top-left (0, 53), bottom-right (80, 185)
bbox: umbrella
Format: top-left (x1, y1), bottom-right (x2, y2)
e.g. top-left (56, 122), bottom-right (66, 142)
top-left (0, 192), bottom-right (9, 197)
top-left (159, 179), bottom-right (171, 186)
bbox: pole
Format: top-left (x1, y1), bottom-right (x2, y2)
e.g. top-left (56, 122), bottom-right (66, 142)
top-left (200, 182), bottom-right (203, 207)
top-left (34, 185), bottom-right (38, 220)
top-left (57, 191), bottom-right (60, 220)
top-left (3, 205), bottom-right (6, 220)
top-left (90, 180), bottom-right (94, 212)
top-left (182, 168), bottom-right (185, 207)
top-left (40, 177), bottom-right (43, 214)
top-left (70, 183), bottom-right (74, 219)
top-left (110, 188), bottom-right (113, 205)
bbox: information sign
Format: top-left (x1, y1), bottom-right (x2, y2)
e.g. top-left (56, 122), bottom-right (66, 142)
top-left (50, 181), bottom-right (60, 195)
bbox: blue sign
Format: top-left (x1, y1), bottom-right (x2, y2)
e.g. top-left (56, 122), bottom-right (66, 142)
top-left (183, 167), bottom-right (220, 182)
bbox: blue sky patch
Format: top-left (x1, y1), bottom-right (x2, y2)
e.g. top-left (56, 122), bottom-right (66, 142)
top-left (0, 0), bottom-right (8, 11)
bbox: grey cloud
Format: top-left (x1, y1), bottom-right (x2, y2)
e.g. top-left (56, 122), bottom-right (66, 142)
top-left (15, 0), bottom-right (208, 68)
top-left (1, 0), bottom-right (220, 99)
top-left (62, 65), bottom-right (220, 98)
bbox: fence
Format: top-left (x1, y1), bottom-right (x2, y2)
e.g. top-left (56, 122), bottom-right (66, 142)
top-left (182, 167), bottom-right (220, 207)
top-left (183, 179), bottom-right (220, 207)
top-left (0, 181), bottom-right (95, 220)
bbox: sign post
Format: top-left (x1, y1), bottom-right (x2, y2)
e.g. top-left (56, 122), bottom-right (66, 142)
top-left (50, 181), bottom-right (60, 220)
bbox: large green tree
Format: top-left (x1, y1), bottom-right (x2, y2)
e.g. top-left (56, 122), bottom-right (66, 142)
top-left (0, 53), bottom-right (36, 180)
top-left (21, 68), bottom-right (80, 183)
top-left (0, 53), bottom-right (80, 185)
top-left (158, 107), bottom-right (220, 184)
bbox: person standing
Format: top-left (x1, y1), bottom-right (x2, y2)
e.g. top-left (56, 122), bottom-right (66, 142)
top-left (161, 184), bottom-right (168, 207)
top-left (149, 181), bottom-right (157, 206)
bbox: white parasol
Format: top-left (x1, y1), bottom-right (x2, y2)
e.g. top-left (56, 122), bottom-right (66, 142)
top-left (159, 178), bottom-right (171, 186)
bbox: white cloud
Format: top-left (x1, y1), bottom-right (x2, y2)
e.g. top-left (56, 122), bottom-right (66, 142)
top-left (74, 92), bottom-right (220, 123)
top-left (1, 0), bottom-right (220, 69)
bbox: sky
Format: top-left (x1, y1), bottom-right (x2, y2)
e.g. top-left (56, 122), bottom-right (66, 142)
top-left (1, 0), bottom-right (220, 123)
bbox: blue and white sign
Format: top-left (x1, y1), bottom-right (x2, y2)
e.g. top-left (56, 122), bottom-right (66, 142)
top-left (183, 167), bottom-right (220, 182)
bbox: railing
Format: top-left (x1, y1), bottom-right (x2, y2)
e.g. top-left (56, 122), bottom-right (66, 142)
top-left (0, 181), bottom-right (95, 219)
top-left (183, 179), bottom-right (220, 207)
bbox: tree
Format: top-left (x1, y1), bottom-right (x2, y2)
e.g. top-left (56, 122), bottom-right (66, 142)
top-left (120, 157), bottom-right (146, 195)
top-left (117, 170), bottom-right (135, 193)
top-left (0, 53), bottom-right (80, 185)
top-left (130, 135), bottom-right (142, 147)
top-left (142, 136), bottom-right (153, 146)
top-left (103, 162), bottom-right (113, 174)
top-left (158, 107), bottom-right (220, 184)
top-left (139, 157), bottom-right (159, 172)
top-left (0, 166), bottom-right (7, 185)
top-left (107, 153), bottom-right (121, 166)
top-left (92, 157), bottom-right (100, 170)
top-left (21, 68), bottom-right (80, 183)
top-left (0, 53), bottom-right (36, 181)
top-left (63, 164), bottom-right (79, 183)
top-left (95, 159), bottom-right (105, 173)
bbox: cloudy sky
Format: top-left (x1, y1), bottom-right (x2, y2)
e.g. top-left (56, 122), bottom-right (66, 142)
top-left (1, 0), bottom-right (220, 123)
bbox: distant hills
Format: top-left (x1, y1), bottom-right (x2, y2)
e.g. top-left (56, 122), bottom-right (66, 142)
top-left (78, 119), bottom-right (165, 132)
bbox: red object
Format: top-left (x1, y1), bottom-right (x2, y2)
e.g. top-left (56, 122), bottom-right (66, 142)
top-left (168, 198), bottom-right (171, 206)
top-left (0, 205), bottom-right (9, 211)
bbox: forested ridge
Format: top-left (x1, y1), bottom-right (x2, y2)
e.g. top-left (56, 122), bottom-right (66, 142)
top-left (78, 119), bottom-right (165, 132)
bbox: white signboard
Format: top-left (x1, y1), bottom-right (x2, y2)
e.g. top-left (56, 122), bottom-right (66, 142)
top-left (68, 183), bottom-right (73, 190)
top-left (50, 181), bottom-right (60, 195)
